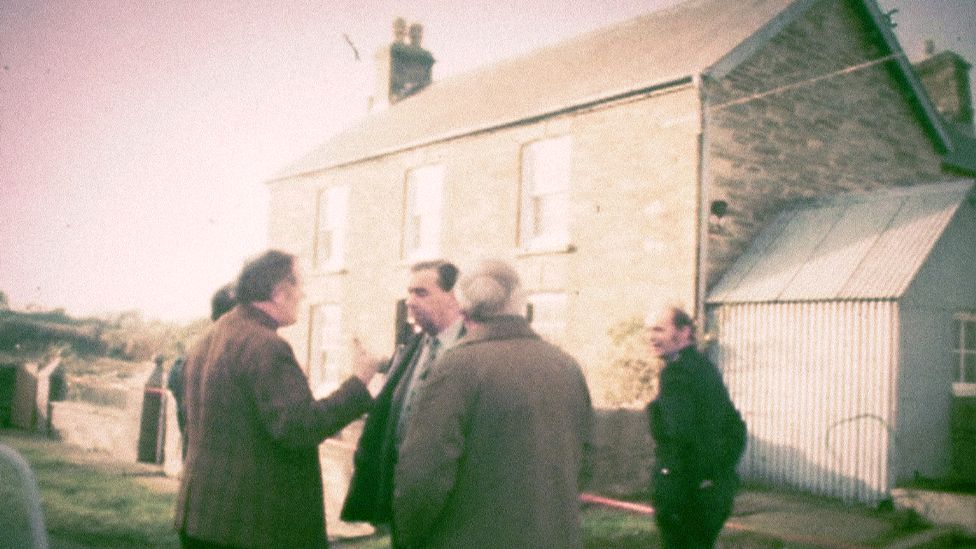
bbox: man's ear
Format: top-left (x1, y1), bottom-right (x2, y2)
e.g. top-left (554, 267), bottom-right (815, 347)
top-left (268, 281), bottom-right (286, 305)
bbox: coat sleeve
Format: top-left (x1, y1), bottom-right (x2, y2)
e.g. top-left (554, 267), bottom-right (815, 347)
top-left (247, 337), bottom-right (372, 449)
top-left (392, 354), bottom-right (474, 547)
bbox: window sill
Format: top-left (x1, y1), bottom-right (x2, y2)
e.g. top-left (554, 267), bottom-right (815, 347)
top-left (313, 265), bottom-right (348, 276)
top-left (517, 243), bottom-right (576, 257)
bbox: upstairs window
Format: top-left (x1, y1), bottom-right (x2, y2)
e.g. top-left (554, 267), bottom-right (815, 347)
top-left (403, 165), bottom-right (444, 261)
top-left (308, 303), bottom-right (343, 393)
top-left (520, 136), bottom-right (571, 251)
top-left (953, 312), bottom-right (976, 395)
top-left (314, 185), bottom-right (349, 272)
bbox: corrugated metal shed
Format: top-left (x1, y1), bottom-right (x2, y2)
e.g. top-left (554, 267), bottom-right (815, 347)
top-left (707, 180), bottom-right (975, 304)
top-left (708, 179), bottom-right (975, 503)
top-left (713, 300), bottom-right (898, 503)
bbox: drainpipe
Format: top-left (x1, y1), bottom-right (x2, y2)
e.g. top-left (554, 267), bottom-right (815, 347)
top-left (692, 73), bottom-right (711, 327)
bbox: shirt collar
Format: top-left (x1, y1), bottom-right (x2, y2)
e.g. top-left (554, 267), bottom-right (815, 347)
top-left (431, 317), bottom-right (464, 350)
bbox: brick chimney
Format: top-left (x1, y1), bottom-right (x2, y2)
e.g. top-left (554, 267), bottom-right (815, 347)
top-left (372, 18), bottom-right (435, 110)
top-left (913, 40), bottom-right (974, 132)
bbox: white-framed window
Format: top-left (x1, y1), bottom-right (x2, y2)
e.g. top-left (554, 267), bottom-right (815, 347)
top-left (313, 185), bottom-right (349, 272)
top-left (403, 165), bottom-right (444, 261)
top-left (308, 303), bottom-right (343, 393)
top-left (527, 292), bottom-right (568, 343)
top-left (519, 135), bottom-right (571, 251)
top-left (953, 312), bottom-right (976, 396)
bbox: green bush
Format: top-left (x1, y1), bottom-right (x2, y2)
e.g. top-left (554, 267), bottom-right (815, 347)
top-left (598, 316), bottom-right (661, 407)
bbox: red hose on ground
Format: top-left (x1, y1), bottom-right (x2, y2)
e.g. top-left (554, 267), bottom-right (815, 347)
top-left (578, 492), bottom-right (872, 549)
top-left (579, 493), bottom-right (654, 515)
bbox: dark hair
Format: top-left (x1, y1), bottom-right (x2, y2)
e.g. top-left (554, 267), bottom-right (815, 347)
top-left (668, 306), bottom-right (696, 342)
top-left (235, 250), bottom-right (297, 304)
top-left (411, 260), bottom-right (459, 292)
top-left (210, 283), bottom-right (237, 321)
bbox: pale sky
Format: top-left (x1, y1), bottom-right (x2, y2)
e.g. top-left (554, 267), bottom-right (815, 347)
top-left (1, 1), bottom-right (973, 321)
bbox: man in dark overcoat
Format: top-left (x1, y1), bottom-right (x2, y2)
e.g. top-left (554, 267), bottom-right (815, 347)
top-left (341, 260), bottom-right (464, 546)
top-left (645, 305), bottom-right (743, 548)
top-left (174, 250), bottom-right (377, 549)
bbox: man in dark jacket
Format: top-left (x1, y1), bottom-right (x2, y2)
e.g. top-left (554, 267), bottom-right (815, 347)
top-left (646, 305), bottom-right (744, 549)
top-left (341, 260), bottom-right (464, 545)
top-left (174, 250), bottom-right (377, 549)
top-left (393, 260), bottom-right (594, 549)
top-left (167, 283), bottom-right (236, 458)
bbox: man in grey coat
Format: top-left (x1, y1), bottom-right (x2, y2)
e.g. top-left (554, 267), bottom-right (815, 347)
top-left (393, 259), bottom-right (594, 549)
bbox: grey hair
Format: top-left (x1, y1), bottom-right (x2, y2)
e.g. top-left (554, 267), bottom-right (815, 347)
top-left (457, 260), bottom-right (525, 321)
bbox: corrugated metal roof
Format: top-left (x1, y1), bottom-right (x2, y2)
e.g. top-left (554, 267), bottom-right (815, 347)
top-left (271, 0), bottom-right (797, 180)
top-left (707, 180), bottom-right (976, 303)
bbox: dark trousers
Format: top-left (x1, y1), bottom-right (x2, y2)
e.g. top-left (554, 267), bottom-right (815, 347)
top-left (652, 470), bottom-right (738, 549)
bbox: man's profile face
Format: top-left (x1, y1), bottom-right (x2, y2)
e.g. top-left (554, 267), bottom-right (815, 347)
top-left (645, 309), bottom-right (691, 359)
top-left (406, 268), bottom-right (454, 335)
top-left (274, 265), bottom-right (304, 327)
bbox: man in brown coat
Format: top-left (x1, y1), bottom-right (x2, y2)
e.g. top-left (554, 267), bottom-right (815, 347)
top-left (174, 250), bottom-right (377, 549)
top-left (393, 260), bottom-right (594, 549)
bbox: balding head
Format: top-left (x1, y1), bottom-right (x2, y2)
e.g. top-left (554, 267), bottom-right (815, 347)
top-left (457, 260), bottom-right (525, 322)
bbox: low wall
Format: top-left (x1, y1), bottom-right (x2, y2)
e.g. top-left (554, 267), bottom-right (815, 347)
top-left (588, 407), bottom-right (654, 497)
top-left (50, 398), bottom-right (141, 463)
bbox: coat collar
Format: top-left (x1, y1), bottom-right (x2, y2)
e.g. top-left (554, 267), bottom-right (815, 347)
top-left (239, 303), bottom-right (279, 330)
top-left (461, 315), bottom-right (536, 345)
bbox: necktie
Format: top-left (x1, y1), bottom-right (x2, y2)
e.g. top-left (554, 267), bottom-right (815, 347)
top-left (396, 336), bottom-right (439, 445)
top-left (416, 336), bottom-right (440, 381)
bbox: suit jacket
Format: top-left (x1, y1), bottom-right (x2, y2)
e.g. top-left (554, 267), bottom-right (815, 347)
top-left (173, 304), bottom-right (372, 549)
top-left (340, 333), bottom-right (424, 524)
top-left (393, 316), bottom-right (594, 549)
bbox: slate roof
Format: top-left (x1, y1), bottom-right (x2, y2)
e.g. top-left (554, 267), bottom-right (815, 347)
top-left (270, 0), bottom-right (952, 181)
top-left (272, 0), bottom-right (797, 180)
top-left (706, 180), bottom-right (975, 303)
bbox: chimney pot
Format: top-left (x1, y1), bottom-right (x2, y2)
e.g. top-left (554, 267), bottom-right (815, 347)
top-left (393, 17), bottom-right (407, 43)
top-left (375, 19), bottom-right (435, 108)
top-left (913, 48), bottom-right (974, 131)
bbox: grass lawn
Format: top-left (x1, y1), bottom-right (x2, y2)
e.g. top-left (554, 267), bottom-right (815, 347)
top-left (1, 429), bottom-right (180, 549)
top-left (331, 508), bottom-right (660, 548)
top-left (2, 428), bottom-right (663, 548)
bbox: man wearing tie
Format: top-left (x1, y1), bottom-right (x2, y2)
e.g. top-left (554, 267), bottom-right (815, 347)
top-left (342, 260), bottom-right (463, 546)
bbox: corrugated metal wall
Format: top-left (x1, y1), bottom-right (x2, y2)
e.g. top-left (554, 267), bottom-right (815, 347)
top-left (710, 300), bottom-right (899, 504)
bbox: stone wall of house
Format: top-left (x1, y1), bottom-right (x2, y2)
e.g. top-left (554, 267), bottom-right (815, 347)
top-left (269, 3), bottom-right (955, 402)
top-left (269, 85), bottom-right (703, 404)
top-left (703, 0), bottom-right (949, 289)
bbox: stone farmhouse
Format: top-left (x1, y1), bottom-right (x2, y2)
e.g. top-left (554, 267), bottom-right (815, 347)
top-left (266, 0), bottom-right (974, 411)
